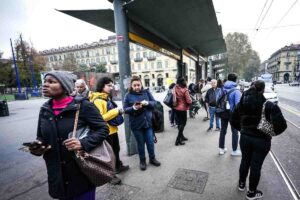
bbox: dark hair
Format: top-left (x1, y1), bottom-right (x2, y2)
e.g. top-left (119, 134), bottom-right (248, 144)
top-left (169, 83), bottom-right (176, 89)
top-left (129, 76), bottom-right (142, 91)
top-left (217, 79), bottom-right (223, 88)
top-left (96, 77), bottom-right (113, 92)
top-left (176, 77), bottom-right (187, 88)
top-left (253, 80), bottom-right (265, 92)
top-left (228, 73), bottom-right (238, 82)
top-left (206, 77), bottom-right (212, 82)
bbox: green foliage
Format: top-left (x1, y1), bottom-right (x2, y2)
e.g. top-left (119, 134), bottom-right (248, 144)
top-left (78, 64), bottom-right (89, 72)
top-left (0, 60), bottom-right (16, 87)
top-left (94, 64), bottom-right (107, 73)
top-left (225, 32), bottom-right (260, 80)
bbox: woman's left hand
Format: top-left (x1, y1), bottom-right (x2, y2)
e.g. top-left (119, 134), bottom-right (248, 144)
top-left (63, 138), bottom-right (82, 151)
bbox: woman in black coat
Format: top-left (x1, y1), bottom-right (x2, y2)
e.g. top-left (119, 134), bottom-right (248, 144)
top-left (29, 71), bottom-right (109, 200)
top-left (231, 80), bottom-right (286, 200)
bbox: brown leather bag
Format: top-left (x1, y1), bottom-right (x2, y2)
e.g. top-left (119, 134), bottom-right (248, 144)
top-left (71, 104), bottom-right (116, 186)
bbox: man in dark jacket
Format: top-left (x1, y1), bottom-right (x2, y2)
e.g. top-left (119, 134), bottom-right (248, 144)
top-left (205, 79), bottom-right (220, 132)
top-left (217, 73), bottom-right (242, 156)
top-left (231, 80), bottom-right (287, 200)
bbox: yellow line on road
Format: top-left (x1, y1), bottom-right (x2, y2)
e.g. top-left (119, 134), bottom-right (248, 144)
top-left (279, 103), bottom-right (300, 117)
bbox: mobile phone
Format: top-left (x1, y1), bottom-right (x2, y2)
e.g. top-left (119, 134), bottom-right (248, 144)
top-left (22, 142), bottom-right (42, 149)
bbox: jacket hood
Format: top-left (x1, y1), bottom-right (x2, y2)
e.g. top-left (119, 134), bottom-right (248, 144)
top-left (224, 81), bottom-right (238, 91)
top-left (89, 92), bottom-right (109, 102)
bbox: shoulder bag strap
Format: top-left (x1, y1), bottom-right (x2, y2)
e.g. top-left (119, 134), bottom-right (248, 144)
top-left (72, 104), bottom-right (81, 138)
top-left (261, 102), bottom-right (266, 120)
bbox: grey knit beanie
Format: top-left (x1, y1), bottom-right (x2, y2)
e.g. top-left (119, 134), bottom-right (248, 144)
top-left (44, 71), bottom-right (77, 95)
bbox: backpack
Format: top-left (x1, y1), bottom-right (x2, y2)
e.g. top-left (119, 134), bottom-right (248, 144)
top-left (93, 97), bottom-right (124, 126)
top-left (216, 89), bottom-right (237, 119)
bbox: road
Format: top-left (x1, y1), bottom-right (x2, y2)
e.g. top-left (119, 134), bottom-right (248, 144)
top-left (272, 84), bottom-right (300, 198)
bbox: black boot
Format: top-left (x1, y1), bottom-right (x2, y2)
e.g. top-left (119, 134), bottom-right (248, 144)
top-left (181, 135), bottom-right (188, 141)
top-left (149, 158), bottom-right (161, 166)
top-left (140, 159), bottom-right (147, 171)
top-left (175, 138), bottom-right (185, 146)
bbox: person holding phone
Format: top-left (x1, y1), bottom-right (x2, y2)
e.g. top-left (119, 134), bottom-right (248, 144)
top-left (29, 71), bottom-right (109, 200)
top-left (123, 76), bottom-right (161, 171)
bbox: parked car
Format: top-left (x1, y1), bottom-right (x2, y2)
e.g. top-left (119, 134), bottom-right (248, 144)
top-left (289, 81), bottom-right (300, 86)
top-left (263, 87), bottom-right (279, 104)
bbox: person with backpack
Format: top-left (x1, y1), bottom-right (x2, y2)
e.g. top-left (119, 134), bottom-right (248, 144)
top-left (216, 73), bottom-right (242, 156)
top-left (231, 80), bottom-right (286, 199)
top-left (90, 77), bottom-right (129, 184)
top-left (123, 76), bottom-right (161, 171)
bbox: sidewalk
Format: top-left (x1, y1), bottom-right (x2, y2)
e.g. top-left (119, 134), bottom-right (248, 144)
top-left (96, 92), bottom-right (293, 200)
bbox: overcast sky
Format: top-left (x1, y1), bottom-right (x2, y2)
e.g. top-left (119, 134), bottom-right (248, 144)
top-left (1, 0), bottom-right (299, 61)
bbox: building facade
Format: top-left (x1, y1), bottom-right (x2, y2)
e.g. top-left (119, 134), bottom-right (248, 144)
top-left (264, 43), bottom-right (300, 82)
top-left (39, 36), bottom-right (197, 89)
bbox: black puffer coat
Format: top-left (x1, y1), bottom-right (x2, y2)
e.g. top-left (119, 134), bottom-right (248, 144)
top-left (37, 98), bottom-right (108, 199)
top-left (231, 88), bottom-right (287, 139)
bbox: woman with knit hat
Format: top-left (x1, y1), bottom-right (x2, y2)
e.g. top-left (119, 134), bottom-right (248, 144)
top-left (29, 71), bottom-right (109, 200)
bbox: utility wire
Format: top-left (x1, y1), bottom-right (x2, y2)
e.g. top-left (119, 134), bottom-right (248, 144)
top-left (254, 0), bottom-right (269, 30)
top-left (266, 0), bottom-right (299, 38)
top-left (253, 0), bottom-right (274, 40)
top-left (224, 23), bottom-right (300, 31)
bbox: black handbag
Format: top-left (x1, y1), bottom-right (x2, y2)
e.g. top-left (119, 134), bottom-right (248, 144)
top-left (164, 89), bottom-right (176, 108)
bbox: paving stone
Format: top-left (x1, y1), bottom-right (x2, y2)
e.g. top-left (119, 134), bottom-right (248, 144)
top-left (96, 184), bottom-right (140, 200)
top-left (167, 168), bottom-right (208, 194)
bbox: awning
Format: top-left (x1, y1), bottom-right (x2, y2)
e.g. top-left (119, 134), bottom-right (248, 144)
top-left (58, 0), bottom-right (226, 59)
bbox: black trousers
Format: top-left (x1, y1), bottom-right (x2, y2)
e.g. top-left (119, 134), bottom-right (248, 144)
top-left (106, 133), bottom-right (122, 168)
top-left (174, 110), bottom-right (187, 141)
top-left (239, 134), bottom-right (271, 191)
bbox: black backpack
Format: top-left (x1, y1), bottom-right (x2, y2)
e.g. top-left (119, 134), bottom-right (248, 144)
top-left (216, 89), bottom-right (237, 119)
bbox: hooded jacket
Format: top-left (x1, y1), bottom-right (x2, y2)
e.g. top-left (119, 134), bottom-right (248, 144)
top-left (231, 87), bottom-right (287, 139)
top-left (174, 85), bottom-right (192, 111)
top-left (90, 92), bottom-right (120, 135)
top-left (37, 98), bottom-right (108, 199)
top-left (123, 89), bottom-right (156, 130)
top-left (222, 80), bottom-right (242, 111)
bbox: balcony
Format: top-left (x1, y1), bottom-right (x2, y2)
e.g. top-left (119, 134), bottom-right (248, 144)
top-left (134, 57), bottom-right (143, 62)
top-left (147, 56), bottom-right (156, 61)
top-left (110, 60), bottom-right (118, 65)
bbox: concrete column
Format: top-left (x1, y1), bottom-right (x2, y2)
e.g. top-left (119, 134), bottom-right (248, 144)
top-left (113, 0), bottom-right (137, 155)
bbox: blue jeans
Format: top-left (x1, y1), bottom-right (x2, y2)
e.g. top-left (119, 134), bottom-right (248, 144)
top-left (209, 106), bottom-right (220, 129)
top-left (219, 118), bottom-right (239, 150)
top-left (132, 128), bottom-right (155, 161)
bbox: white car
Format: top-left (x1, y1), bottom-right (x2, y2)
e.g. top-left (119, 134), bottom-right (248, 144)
top-left (263, 87), bottom-right (279, 104)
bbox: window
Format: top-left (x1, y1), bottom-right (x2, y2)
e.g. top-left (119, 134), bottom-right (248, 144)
top-left (91, 58), bottom-right (95, 63)
top-left (166, 73), bottom-right (169, 78)
top-left (86, 51), bottom-right (90, 57)
top-left (152, 74), bottom-right (155, 79)
top-left (81, 51), bottom-right (84, 58)
top-left (86, 59), bottom-right (90, 64)
top-left (143, 52), bottom-right (147, 58)
top-left (165, 60), bottom-right (168, 68)
top-left (101, 57), bottom-right (106, 62)
top-left (49, 56), bottom-right (53, 62)
top-left (54, 55), bottom-right (57, 61)
top-left (106, 47), bottom-right (111, 55)
top-left (96, 58), bottom-right (100, 63)
top-left (157, 61), bottom-right (162, 69)
top-left (136, 52), bottom-right (141, 59)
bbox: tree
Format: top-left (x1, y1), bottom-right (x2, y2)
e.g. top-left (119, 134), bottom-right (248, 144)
top-left (94, 64), bottom-right (107, 73)
top-left (225, 32), bottom-right (253, 76)
top-left (12, 34), bottom-right (46, 87)
top-left (61, 53), bottom-right (78, 72)
top-left (77, 64), bottom-right (89, 72)
top-left (243, 50), bottom-right (261, 81)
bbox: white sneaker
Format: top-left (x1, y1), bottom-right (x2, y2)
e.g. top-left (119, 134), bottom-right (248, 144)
top-left (231, 150), bottom-right (242, 156)
top-left (219, 148), bottom-right (227, 155)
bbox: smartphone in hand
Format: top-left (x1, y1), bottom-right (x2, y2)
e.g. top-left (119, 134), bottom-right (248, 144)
top-left (22, 141), bottom-right (43, 149)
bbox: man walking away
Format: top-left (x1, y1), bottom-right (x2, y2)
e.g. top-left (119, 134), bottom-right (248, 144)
top-left (205, 79), bottom-right (220, 132)
top-left (218, 73), bottom-right (242, 156)
top-left (201, 77), bottom-right (212, 121)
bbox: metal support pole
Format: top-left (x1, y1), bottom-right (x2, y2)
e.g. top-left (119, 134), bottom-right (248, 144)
top-left (204, 61), bottom-right (208, 79)
top-left (209, 58), bottom-right (214, 79)
top-left (195, 56), bottom-right (201, 82)
top-left (113, 0), bottom-right (137, 155)
top-left (10, 38), bottom-right (21, 93)
top-left (177, 50), bottom-right (183, 78)
top-left (28, 56), bottom-right (38, 92)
